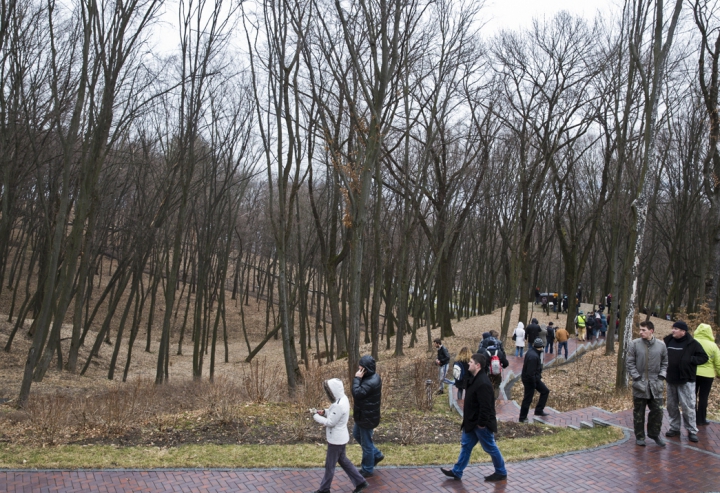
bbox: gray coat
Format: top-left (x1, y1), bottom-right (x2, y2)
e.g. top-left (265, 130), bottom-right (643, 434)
top-left (539, 326), bottom-right (548, 346)
top-left (626, 336), bottom-right (668, 399)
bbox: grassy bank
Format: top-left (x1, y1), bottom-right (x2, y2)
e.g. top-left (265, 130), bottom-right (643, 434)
top-left (0, 425), bottom-right (622, 469)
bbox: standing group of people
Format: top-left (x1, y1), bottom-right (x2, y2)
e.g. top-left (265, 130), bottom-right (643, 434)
top-left (574, 308), bottom-right (608, 342)
top-left (511, 319), bottom-right (570, 359)
top-left (627, 320), bottom-right (720, 447)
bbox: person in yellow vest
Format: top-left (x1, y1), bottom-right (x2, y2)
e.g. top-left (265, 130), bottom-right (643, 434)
top-left (694, 323), bottom-right (720, 426)
top-left (575, 311), bottom-right (587, 341)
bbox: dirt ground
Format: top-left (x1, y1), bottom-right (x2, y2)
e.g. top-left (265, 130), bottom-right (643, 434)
top-left (0, 293), bottom-right (718, 447)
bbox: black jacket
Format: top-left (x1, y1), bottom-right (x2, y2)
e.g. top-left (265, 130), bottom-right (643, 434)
top-left (663, 333), bottom-right (708, 384)
top-left (546, 326), bottom-right (555, 342)
top-left (437, 345), bottom-right (450, 366)
top-left (521, 347), bottom-right (543, 384)
top-left (352, 355), bottom-right (382, 429)
top-left (461, 369), bottom-right (497, 433)
top-left (525, 323), bottom-right (541, 344)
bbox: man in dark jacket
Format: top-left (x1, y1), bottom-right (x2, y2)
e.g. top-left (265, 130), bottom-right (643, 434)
top-left (525, 318), bottom-right (541, 346)
top-left (663, 321), bottom-right (708, 443)
top-left (441, 353), bottom-right (507, 482)
top-left (434, 338), bottom-right (451, 394)
top-left (519, 338), bottom-right (550, 422)
top-left (352, 355), bottom-right (384, 477)
top-left (545, 322), bottom-right (555, 354)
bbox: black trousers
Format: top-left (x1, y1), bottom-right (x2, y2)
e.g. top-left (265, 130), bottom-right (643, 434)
top-left (696, 375), bottom-right (714, 424)
top-left (633, 396), bottom-right (663, 439)
top-left (519, 378), bottom-right (549, 420)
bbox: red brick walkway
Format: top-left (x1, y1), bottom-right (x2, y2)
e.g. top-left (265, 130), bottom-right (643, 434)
top-left (3, 336), bottom-right (720, 492)
top-left (3, 425), bottom-right (720, 492)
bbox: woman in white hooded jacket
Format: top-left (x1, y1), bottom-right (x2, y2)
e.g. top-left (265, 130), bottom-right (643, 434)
top-left (312, 378), bottom-right (368, 493)
top-left (513, 322), bottom-right (526, 357)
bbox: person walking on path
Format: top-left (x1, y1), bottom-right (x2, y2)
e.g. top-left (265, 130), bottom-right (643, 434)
top-left (453, 347), bottom-right (472, 400)
top-left (693, 323), bottom-right (720, 426)
top-left (434, 338), bottom-right (451, 394)
top-left (312, 378), bottom-right (369, 493)
top-left (525, 318), bottom-right (541, 348)
top-left (479, 335), bottom-right (509, 399)
top-left (663, 321), bottom-right (708, 443)
top-left (575, 311), bottom-right (587, 341)
top-left (352, 355), bottom-right (384, 477)
top-left (625, 321), bottom-right (667, 447)
top-left (519, 338), bottom-right (550, 422)
top-left (586, 311), bottom-right (596, 342)
top-left (545, 322), bottom-right (555, 354)
top-left (555, 326), bottom-right (570, 359)
top-left (599, 309), bottom-right (608, 340)
top-left (539, 323), bottom-right (548, 348)
top-left (513, 322), bottom-right (525, 357)
top-left (441, 353), bottom-right (507, 483)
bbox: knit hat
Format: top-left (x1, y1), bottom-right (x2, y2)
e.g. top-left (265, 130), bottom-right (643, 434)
top-left (533, 338), bottom-right (544, 348)
top-left (672, 320), bottom-right (689, 332)
top-left (482, 332), bottom-right (491, 340)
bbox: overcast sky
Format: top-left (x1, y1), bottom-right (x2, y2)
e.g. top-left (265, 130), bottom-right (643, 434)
top-left (481, 0), bottom-right (619, 33)
top-left (152, 0), bottom-right (622, 54)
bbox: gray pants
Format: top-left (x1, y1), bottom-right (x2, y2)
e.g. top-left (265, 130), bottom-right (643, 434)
top-left (666, 381), bottom-right (698, 434)
top-left (318, 443), bottom-right (365, 492)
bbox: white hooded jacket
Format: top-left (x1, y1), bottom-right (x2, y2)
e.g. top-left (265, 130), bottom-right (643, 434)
top-left (313, 378), bottom-right (350, 445)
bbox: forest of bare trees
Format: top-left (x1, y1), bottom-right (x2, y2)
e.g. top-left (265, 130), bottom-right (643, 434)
top-left (2, 0), bottom-right (720, 405)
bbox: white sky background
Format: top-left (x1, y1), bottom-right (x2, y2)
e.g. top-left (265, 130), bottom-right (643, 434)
top-left (150, 0), bottom-right (623, 55)
top-left (480, 0), bottom-right (619, 34)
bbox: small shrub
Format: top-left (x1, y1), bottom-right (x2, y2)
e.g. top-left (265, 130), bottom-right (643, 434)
top-left (27, 394), bottom-right (71, 445)
top-left (395, 412), bottom-right (423, 445)
top-left (410, 357), bottom-right (435, 411)
top-left (240, 358), bottom-right (276, 403)
top-left (204, 376), bottom-right (243, 424)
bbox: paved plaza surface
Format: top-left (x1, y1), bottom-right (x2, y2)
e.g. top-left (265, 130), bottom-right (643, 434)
top-left (3, 333), bottom-right (720, 492)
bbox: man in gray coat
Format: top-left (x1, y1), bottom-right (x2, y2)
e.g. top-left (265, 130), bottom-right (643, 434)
top-left (626, 320), bottom-right (668, 447)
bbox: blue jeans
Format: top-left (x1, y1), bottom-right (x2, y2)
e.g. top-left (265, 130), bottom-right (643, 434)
top-left (558, 341), bottom-right (568, 358)
top-left (438, 363), bottom-right (451, 391)
top-left (353, 423), bottom-right (382, 474)
top-left (452, 427), bottom-right (506, 478)
top-left (545, 341), bottom-right (554, 353)
top-left (515, 346), bottom-right (524, 357)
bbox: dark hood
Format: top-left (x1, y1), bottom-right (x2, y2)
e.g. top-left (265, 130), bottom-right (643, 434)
top-left (359, 355), bottom-right (376, 375)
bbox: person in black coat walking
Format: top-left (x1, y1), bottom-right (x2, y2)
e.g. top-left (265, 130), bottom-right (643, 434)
top-left (525, 319), bottom-right (541, 346)
top-left (519, 338), bottom-right (550, 422)
top-left (352, 355), bottom-right (384, 477)
top-left (434, 338), bottom-right (451, 394)
top-left (441, 353), bottom-right (507, 482)
top-left (545, 322), bottom-right (555, 354)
